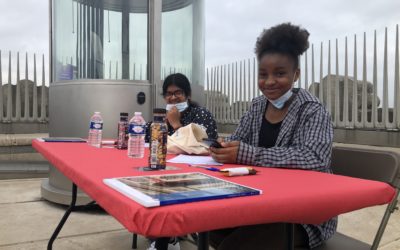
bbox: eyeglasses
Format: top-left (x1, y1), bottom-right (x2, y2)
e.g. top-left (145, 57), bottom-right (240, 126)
top-left (164, 89), bottom-right (184, 98)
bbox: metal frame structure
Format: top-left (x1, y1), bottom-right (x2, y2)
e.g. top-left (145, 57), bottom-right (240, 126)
top-left (44, 0), bottom-right (204, 206)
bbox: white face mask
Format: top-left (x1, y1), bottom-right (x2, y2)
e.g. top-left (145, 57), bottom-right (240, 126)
top-left (267, 89), bottom-right (293, 109)
top-left (166, 101), bottom-right (188, 112)
top-left (266, 73), bottom-right (297, 109)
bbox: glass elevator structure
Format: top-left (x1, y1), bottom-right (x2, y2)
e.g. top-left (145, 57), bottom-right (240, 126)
top-left (43, 0), bottom-right (205, 204)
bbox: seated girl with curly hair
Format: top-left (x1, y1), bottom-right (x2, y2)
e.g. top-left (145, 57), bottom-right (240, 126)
top-left (209, 23), bottom-right (337, 250)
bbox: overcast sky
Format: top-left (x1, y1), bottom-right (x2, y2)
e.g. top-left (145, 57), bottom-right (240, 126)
top-left (0, 0), bottom-right (399, 75)
top-left (205, 0), bottom-right (400, 66)
top-left (0, 0), bottom-right (48, 57)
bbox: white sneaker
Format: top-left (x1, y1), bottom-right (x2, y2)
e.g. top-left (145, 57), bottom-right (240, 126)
top-left (146, 241), bottom-right (157, 250)
top-left (168, 241), bottom-right (180, 250)
top-left (146, 240), bottom-right (181, 250)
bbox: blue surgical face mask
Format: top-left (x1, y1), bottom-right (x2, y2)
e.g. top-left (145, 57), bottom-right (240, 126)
top-left (266, 74), bottom-right (297, 109)
top-left (166, 101), bottom-right (188, 112)
top-left (267, 89), bottom-right (293, 109)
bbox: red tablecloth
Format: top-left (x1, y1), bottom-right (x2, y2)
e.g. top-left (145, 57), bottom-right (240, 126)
top-left (33, 140), bottom-right (396, 237)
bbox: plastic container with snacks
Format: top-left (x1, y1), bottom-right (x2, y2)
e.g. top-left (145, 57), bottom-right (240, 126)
top-left (149, 108), bottom-right (168, 169)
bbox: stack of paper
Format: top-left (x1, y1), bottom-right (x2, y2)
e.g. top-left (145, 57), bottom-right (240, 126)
top-left (167, 155), bottom-right (223, 166)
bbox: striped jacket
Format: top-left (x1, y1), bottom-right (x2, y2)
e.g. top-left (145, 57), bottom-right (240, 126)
top-left (228, 88), bottom-right (337, 248)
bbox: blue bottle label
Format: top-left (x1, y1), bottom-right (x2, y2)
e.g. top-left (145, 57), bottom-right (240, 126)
top-left (129, 124), bottom-right (145, 135)
top-left (90, 122), bottom-right (103, 130)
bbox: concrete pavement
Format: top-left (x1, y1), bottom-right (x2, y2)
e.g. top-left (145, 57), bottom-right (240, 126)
top-left (0, 178), bottom-right (399, 250)
top-left (0, 178), bottom-right (197, 250)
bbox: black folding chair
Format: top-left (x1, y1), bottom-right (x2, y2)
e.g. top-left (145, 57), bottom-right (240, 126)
top-left (310, 144), bottom-right (400, 250)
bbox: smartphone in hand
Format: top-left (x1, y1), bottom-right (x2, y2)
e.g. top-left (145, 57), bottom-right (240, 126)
top-left (202, 138), bottom-right (222, 148)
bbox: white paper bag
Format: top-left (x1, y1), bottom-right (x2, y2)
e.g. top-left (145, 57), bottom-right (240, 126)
top-left (167, 123), bottom-right (209, 155)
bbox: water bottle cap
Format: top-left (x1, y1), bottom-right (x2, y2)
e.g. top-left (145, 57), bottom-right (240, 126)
top-left (134, 112), bottom-right (142, 116)
top-left (120, 112), bottom-right (129, 117)
top-left (94, 111), bottom-right (101, 114)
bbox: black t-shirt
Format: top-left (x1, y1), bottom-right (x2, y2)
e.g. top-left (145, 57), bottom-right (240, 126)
top-left (258, 114), bottom-right (282, 148)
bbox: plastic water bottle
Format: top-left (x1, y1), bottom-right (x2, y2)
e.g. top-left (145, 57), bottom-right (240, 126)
top-left (128, 112), bottom-right (146, 158)
top-left (88, 111), bottom-right (103, 148)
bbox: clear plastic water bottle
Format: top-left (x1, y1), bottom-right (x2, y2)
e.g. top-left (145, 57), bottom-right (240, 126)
top-left (128, 112), bottom-right (146, 158)
top-left (88, 111), bottom-right (103, 148)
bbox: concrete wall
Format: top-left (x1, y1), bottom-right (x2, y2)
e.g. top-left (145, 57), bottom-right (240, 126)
top-left (0, 133), bottom-right (49, 179)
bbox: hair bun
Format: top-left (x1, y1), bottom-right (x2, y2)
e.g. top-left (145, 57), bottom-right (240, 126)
top-left (255, 22), bottom-right (309, 60)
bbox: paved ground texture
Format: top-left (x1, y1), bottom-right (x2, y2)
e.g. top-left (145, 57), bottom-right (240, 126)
top-left (0, 178), bottom-right (399, 250)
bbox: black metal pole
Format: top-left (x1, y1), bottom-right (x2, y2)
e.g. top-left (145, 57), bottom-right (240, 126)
top-left (286, 223), bottom-right (294, 250)
top-left (131, 233), bottom-right (138, 249)
top-left (154, 237), bottom-right (169, 250)
top-left (47, 183), bottom-right (77, 250)
top-left (197, 231), bottom-right (209, 250)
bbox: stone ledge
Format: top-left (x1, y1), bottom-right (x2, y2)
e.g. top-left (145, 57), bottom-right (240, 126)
top-left (0, 122), bottom-right (48, 134)
top-left (0, 134), bottom-right (49, 179)
top-left (0, 133), bottom-right (48, 147)
top-left (0, 152), bottom-right (47, 161)
top-left (0, 162), bottom-right (49, 180)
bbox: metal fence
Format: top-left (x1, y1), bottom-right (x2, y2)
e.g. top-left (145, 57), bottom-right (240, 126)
top-left (58, 56), bottom-right (193, 82)
top-left (206, 25), bottom-right (400, 131)
top-left (1, 49), bottom-right (193, 124)
top-left (2, 25), bottom-right (399, 129)
top-left (0, 51), bottom-right (48, 123)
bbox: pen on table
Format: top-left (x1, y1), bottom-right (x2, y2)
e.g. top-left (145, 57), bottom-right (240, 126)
top-left (189, 164), bottom-right (221, 172)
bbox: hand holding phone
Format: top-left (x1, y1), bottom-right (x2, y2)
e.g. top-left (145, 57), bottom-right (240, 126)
top-left (209, 140), bottom-right (240, 164)
top-left (202, 138), bottom-right (222, 148)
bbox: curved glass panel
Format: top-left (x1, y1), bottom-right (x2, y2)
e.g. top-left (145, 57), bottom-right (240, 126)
top-left (52, 0), bottom-right (204, 85)
top-left (161, 0), bottom-right (204, 86)
top-left (52, 0), bottom-right (148, 82)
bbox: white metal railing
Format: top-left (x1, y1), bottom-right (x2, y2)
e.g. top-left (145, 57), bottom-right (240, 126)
top-left (3, 24), bottom-right (398, 129)
top-left (58, 55), bottom-right (193, 82)
top-left (0, 51), bottom-right (48, 123)
top-left (206, 25), bottom-right (400, 131)
top-left (206, 60), bottom-right (258, 125)
top-left (1, 49), bottom-right (192, 124)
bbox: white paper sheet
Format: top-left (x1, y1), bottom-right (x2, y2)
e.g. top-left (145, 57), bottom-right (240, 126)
top-left (167, 154), bottom-right (223, 166)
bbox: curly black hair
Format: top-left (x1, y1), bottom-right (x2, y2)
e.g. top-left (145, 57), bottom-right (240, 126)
top-left (255, 23), bottom-right (309, 68)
